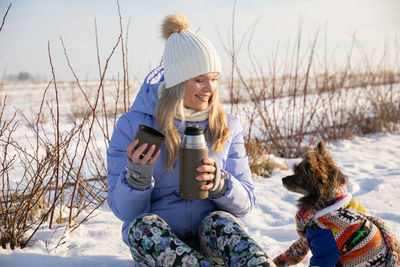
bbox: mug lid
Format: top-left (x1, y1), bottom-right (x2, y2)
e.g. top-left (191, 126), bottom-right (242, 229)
top-left (139, 124), bottom-right (165, 139)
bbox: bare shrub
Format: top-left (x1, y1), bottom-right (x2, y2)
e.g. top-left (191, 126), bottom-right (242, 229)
top-left (0, 0), bottom-right (131, 250)
top-left (245, 137), bottom-right (288, 178)
top-left (222, 19), bottom-right (400, 161)
top-left (234, 26), bottom-right (323, 158)
top-left (0, 76), bottom-right (107, 248)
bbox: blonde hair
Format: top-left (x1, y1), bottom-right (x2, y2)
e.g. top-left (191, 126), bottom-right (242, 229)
top-left (156, 82), bottom-right (230, 171)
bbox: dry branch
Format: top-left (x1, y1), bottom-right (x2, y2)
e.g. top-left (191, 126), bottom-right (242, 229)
top-left (0, 3), bottom-right (11, 32)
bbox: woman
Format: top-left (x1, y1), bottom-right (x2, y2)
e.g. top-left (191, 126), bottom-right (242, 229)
top-left (107, 14), bottom-right (275, 267)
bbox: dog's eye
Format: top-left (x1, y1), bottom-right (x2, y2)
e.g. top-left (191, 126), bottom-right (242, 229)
top-left (305, 162), bottom-right (311, 169)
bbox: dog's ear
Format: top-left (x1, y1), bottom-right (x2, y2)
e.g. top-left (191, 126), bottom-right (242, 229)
top-left (315, 140), bottom-right (326, 155)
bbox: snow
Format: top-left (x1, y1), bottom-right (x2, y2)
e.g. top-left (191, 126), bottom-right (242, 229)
top-left (1, 132), bottom-right (399, 266)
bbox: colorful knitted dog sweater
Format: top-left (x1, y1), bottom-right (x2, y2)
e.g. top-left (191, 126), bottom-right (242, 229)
top-left (274, 193), bottom-right (400, 267)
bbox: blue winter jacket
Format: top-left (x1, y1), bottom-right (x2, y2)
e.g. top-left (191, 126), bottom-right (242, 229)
top-left (107, 66), bottom-right (255, 246)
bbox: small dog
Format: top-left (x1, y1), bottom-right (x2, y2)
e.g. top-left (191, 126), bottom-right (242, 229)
top-left (273, 141), bottom-right (399, 267)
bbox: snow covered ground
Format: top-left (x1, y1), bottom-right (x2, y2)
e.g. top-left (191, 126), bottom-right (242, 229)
top-left (1, 132), bottom-right (399, 266)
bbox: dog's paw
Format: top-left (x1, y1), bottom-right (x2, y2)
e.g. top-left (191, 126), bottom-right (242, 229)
top-left (261, 258), bottom-right (277, 267)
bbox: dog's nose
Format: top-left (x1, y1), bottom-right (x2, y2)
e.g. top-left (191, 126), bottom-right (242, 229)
top-left (282, 175), bottom-right (293, 184)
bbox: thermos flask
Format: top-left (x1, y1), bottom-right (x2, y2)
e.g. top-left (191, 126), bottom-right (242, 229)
top-left (179, 125), bottom-right (209, 200)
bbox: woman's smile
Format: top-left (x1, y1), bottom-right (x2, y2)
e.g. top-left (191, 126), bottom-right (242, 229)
top-left (197, 94), bottom-right (211, 102)
top-left (184, 72), bottom-right (219, 111)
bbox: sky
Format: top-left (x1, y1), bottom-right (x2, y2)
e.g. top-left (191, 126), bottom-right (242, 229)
top-left (0, 0), bottom-right (399, 82)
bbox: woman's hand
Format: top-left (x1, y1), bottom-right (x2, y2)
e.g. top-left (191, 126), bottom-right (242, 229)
top-left (127, 139), bottom-right (161, 165)
top-left (195, 157), bottom-right (216, 190)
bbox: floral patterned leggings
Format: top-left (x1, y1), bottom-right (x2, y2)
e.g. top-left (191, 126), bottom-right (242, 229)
top-left (127, 211), bottom-right (275, 267)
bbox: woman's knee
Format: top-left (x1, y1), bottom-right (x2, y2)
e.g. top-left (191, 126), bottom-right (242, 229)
top-left (201, 211), bottom-right (242, 228)
top-left (130, 213), bottom-right (169, 228)
top-left (127, 213), bottom-right (170, 246)
top-left (199, 211), bottom-right (244, 240)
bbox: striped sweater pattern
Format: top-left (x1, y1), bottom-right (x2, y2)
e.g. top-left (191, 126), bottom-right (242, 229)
top-left (273, 194), bottom-right (400, 266)
top-left (310, 196), bottom-right (387, 266)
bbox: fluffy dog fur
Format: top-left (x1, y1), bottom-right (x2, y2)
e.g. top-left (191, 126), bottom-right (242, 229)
top-left (282, 141), bottom-right (348, 209)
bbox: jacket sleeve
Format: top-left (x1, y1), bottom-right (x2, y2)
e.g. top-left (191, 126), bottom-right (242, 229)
top-left (107, 114), bottom-right (153, 222)
top-left (210, 118), bottom-right (255, 217)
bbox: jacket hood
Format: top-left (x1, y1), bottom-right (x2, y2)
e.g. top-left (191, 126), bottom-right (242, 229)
top-left (130, 65), bottom-right (164, 116)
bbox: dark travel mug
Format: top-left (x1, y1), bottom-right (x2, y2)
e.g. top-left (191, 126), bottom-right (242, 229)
top-left (134, 125), bottom-right (165, 158)
top-left (179, 125), bottom-right (209, 200)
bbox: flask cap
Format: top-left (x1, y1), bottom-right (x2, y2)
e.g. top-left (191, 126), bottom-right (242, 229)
top-left (184, 125), bottom-right (203, 136)
top-left (181, 125), bottom-right (206, 149)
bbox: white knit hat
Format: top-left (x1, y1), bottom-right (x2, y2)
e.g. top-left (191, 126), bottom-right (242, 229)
top-left (161, 14), bottom-right (222, 88)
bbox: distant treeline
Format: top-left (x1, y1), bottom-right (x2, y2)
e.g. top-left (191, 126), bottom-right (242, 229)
top-left (4, 71), bottom-right (44, 82)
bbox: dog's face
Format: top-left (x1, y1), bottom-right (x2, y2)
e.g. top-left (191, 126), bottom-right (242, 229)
top-left (282, 141), bottom-right (349, 208)
top-left (282, 161), bottom-right (312, 195)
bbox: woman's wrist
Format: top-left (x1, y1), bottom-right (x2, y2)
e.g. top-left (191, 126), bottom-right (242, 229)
top-left (125, 155), bottom-right (153, 190)
top-left (209, 162), bottom-right (228, 198)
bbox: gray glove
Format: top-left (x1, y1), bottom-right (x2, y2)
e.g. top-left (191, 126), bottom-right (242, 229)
top-left (125, 156), bottom-right (154, 190)
top-left (208, 162), bottom-right (228, 198)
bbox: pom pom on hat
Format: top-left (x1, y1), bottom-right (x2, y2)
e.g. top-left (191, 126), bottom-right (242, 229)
top-left (161, 13), bottom-right (189, 40)
top-left (161, 14), bottom-right (222, 88)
